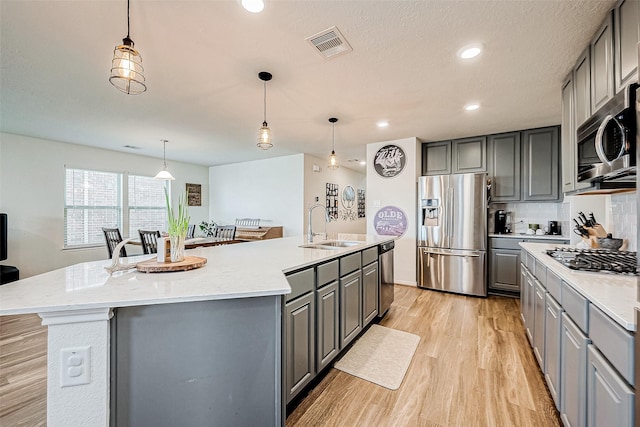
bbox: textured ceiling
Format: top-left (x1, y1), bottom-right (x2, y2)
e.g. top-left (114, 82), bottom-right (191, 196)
top-left (0, 0), bottom-right (616, 170)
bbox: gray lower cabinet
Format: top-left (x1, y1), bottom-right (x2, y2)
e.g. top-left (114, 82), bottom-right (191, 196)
top-left (545, 293), bottom-right (563, 409)
top-left (520, 264), bottom-right (528, 323)
top-left (452, 136), bottom-right (486, 173)
top-left (340, 269), bottom-right (362, 348)
top-left (488, 132), bottom-right (520, 202)
top-left (560, 312), bottom-right (590, 427)
top-left (285, 291), bottom-right (315, 404)
top-left (362, 261), bottom-right (379, 326)
top-left (586, 345), bottom-right (634, 427)
top-left (523, 268), bottom-right (535, 344)
top-left (489, 248), bottom-right (520, 293)
top-left (522, 127), bottom-right (560, 202)
top-left (533, 279), bottom-right (546, 369)
top-left (316, 280), bottom-right (340, 372)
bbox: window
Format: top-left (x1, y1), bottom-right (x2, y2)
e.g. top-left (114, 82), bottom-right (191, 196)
top-left (128, 175), bottom-right (168, 237)
top-left (64, 169), bottom-right (169, 248)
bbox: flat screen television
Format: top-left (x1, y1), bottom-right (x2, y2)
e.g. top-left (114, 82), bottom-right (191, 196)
top-left (0, 213), bottom-right (7, 261)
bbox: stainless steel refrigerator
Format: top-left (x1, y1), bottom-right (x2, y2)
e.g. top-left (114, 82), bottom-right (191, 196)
top-left (417, 173), bottom-right (487, 297)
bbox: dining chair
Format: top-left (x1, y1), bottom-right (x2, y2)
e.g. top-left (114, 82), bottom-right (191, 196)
top-left (138, 230), bottom-right (161, 254)
top-left (215, 225), bottom-right (236, 240)
top-left (102, 227), bottom-right (127, 259)
top-left (187, 224), bottom-right (196, 239)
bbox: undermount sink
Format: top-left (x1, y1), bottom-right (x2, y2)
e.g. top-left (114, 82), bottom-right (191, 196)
top-left (299, 240), bottom-right (363, 250)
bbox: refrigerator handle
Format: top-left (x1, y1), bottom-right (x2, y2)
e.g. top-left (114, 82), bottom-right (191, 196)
top-left (448, 187), bottom-right (454, 237)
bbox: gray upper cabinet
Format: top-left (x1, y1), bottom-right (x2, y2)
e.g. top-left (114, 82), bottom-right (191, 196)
top-left (614, 0), bottom-right (640, 92)
top-left (452, 136), bottom-right (486, 173)
top-left (590, 12), bottom-right (615, 112)
top-left (574, 48), bottom-right (591, 127)
top-left (561, 75), bottom-right (590, 194)
top-left (422, 141), bottom-right (451, 175)
top-left (522, 127), bottom-right (560, 202)
top-left (488, 132), bottom-right (520, 201)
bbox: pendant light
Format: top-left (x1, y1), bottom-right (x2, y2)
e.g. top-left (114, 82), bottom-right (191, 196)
top-left (257, 71), bottom-right (273, 150)
top-left (327, 117), bottom-right (339, 170)
top-left (154, 140), bottom-right (175, 180)
top-left (109, 0), bottom-right (147, 95)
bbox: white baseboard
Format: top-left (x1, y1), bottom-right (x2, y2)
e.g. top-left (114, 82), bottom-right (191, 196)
top-left (394, 280), bottom-right (417, 287)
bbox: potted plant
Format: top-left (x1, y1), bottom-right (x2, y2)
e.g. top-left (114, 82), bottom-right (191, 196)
top-left (165, 189), bottom-right (190, 262)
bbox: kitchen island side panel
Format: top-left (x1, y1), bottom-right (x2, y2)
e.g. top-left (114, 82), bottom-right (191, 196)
top-left (111, 296), bottom-right (282, 427)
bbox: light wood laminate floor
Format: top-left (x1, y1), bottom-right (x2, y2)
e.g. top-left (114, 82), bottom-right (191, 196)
top-left (287, 285), bottom-right (561, 427)
top-left (0, 313), bottom-right (47, 427)
top-left (0, 286), bottom-right (560, 426)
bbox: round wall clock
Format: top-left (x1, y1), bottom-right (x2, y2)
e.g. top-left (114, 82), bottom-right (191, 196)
top-left (374, 145), bottom-right (406, 178)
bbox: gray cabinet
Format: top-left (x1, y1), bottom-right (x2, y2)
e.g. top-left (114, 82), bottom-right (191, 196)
top-left (422, 141), bottom-right (451, 175)
top-left (340, 269), bottom-right (362, 348)
top-left (561, 75), bottom-right (590, 194)
top-left (520, 264), bottom-right (528, 323)
top-left (587, 345), bottom-right (634, 427)
top-left (545, 293), bottom-right (563, 409)
top-left (488, 132), bottom-right (521, 201)
top-left (533, 279), bottom-right (547, 369)
top-left (522, 127), bottom-right (560, 202)
top-left (614, 0), bottom-right (640, 92)
top-left (523, 268), bottom-right (535, 344)
top-left (362, 261), bottom-right (379, 326)
top-left (316, 280), bottom-right (340, 372)
top-left (560, 312), bottom-right (590, 427)
top-left (489, 248), bottom-right (520, 293)
top-left (452, 136), bottom-right (486, 173)
top-left (284, 291), bottom-right (315, 403)
top-left (574, 48), bottom-right (591, 127)
top-left (590, 12), bottom-right (615, 112)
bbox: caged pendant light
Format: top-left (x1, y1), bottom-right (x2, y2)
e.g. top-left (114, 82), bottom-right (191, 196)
top-left (257, 71), bottom-right (273, 150)
top-left (154, 140), bottom-right (175, 180)
top-left (327, 117), bottom-right (339, 170)
top-left (109, 0), bottom-right (147, 95)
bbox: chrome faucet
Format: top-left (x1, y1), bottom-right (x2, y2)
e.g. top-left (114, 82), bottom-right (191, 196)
top-left (307, 203), bottom-right (330, 243)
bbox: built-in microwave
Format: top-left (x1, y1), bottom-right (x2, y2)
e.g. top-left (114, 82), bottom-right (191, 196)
top-left (577, 83), bottom-right (638, 183)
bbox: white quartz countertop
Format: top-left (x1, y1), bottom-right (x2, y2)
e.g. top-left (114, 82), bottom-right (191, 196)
top-left (0, 234), bottom-right (395, 315)
top-left (520, 242), bottom-right (638, 331)
top-left (489, 233), bottom-right (569, 241)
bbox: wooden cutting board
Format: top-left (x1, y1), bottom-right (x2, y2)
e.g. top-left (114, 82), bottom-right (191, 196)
top-left (136, 256), bottom-right (207, 273)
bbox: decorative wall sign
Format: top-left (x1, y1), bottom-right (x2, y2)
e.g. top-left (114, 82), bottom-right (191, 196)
top-left (374, 145), bottom-right (406, 178)
top-left (373, 205), bottom-right (408, 237)
top-left (326, 183), bottom-right (338, 220)
top-left (357, 189), bottom-right (366, 218)
top-left (186, 183), bottom-right (202, 206)
top-left (341, 185), bottom-right (356, 210)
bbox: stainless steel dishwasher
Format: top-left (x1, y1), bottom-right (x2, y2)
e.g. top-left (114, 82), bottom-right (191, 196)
top-left (378, 241), bottom-right (395, 316)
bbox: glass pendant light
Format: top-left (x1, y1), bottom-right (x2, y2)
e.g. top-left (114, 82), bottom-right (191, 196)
top-left (154, 140), bottom-right (175, 180)
top-left (327, 117), bottom-right (339, 170)
top-left (109, 0), bottom-right (147, 95)
top-left (257, 71), bottom-right (273, 150)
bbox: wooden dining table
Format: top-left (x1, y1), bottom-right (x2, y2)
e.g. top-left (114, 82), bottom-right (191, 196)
top-left (183, 237), bottom-right (244, 249)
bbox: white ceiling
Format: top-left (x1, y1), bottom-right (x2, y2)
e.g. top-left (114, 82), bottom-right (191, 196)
top-left (0, 0), bottom-right (616, 171)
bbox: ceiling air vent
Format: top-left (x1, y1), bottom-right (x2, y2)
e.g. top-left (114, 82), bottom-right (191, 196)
top-left (306, 26), bottom-right (352, 59)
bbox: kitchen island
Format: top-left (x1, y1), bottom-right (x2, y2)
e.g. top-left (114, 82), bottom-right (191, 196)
top-left (0, 234), bottom-right (394, 427)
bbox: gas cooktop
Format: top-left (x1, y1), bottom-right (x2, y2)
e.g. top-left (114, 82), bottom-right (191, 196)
top-left (545, 247), bottom-right (638, 275)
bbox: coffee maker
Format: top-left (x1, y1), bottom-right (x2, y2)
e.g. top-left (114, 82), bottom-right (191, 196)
top-left (494, 210), bottom-right (509, 234)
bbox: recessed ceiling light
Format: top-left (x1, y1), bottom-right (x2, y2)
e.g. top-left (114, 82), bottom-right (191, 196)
top-left (465, 103), bottom-right (480, 111)
top-left (377, 121), bottom-right (389, 128)
top-left (360, 161), bottom-right (366, 166)
top-left (457, 44), bottom-right (483, 60)
top-left (241, 0), bottom-right (264, 13)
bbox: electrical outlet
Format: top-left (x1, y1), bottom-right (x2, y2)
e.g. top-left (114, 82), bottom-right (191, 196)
top-left (373, 200), bottom-right (381, 208)
top-left (60, 346), bottom-right (91, 387)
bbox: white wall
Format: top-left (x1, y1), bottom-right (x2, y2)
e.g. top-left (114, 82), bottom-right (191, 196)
top-left (0, 132), bottom-right (210, 278)
top-left (303, 154), bottom-right (366, 236)
top-left (208, 154), bottom-right (305, 236)
top-left (366, 137), bottom-right (420, 286)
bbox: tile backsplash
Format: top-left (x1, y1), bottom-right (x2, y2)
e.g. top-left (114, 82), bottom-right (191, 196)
top-left (609, 193), bottom-right (637, 251)
top-left (489, 202), bottom-right (562, 234)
